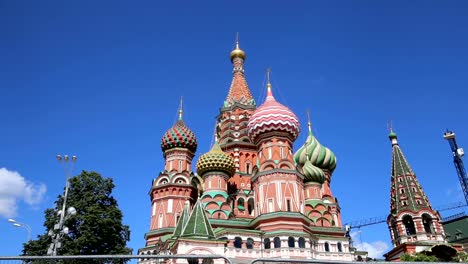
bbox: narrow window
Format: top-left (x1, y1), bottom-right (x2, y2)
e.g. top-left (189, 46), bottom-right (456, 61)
top-left (238, 198), bottom-right (245, 210)
top-left (400, 189), bottom-right (405, 194)
top-left (422, 214), bottom-right (434, 234)
top-left (218, 178), bottom-right (221, 188)
top-left (234, 237), bottom-right (242, 248)
top-left (167, 199), bottom-right (173, 213)
top-left (264, 238), bottom-right (271, 249)
top-left (298, 237), bottom-right (306, 248)
top-left (274, 237), bottom-right (281, 248)
top-left (179, 160), bottom-right (183, 171)
top-left (286, 199), bottom-right (291, 212)
top-left (158, 213), bottom-right (163, 228)
top-left (246, 238), bottom-right (254, 249)
top-left (246, 163), bottom-right (250, 174)
top-left (268, 199), bottom-right (274, 212)
top-left (403, 215), bottom-right (416, 235)
top-left (288, 237), bottom-right (295, 248)
top-left (337, 242), bottom-right (342, 252)
top-left (324, 242), bottom-right (330, 252)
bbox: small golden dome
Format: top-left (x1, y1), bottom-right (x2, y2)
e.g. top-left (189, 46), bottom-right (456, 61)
top-left (230, 41), bottom-right (246, 62)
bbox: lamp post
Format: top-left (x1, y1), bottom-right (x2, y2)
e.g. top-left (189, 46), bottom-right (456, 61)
top-left (8, 218), bottom-right (32, 241)
top-left (47, 155), bottom-right (77, 256)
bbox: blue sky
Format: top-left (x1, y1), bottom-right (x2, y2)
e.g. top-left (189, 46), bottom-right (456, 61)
top-left (1, 0), bottom-right (467, 259)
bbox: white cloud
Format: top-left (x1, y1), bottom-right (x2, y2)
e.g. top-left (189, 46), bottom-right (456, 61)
top-left (0, 168), bottom-right (46, 218)
top-left (350, 231), bottom-right (390, 259)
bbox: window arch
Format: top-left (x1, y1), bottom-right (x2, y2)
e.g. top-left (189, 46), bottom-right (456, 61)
top-left (422, 214), bottom-right (434, 234)
top-left (238, 198), bottom-right (245, 211)
top-left (324, 242), bottom-right (330, 252)
top-left (391, 219), bottom-right (399, 239)
top-left (234, 237), bottom-right (242, 248)
top-left (337, 242), bottom-right (343, 252)
top-left (403, 215), bottom-right (416, 235)
top-left (298, 237), bottom-right (306, 248)
top-left (288, 237), bottom-right (295, 248)
top-left (248, 198), bottom-right (255, 215)
top-left (264, 238), bottom-right (271, 249)
top-left (274, 237), bottom-right (281, 248)
top-left (246, 238), bottom-right (254, 249)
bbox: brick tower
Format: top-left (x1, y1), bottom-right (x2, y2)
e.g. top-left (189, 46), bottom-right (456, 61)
top-left (384, 130), bottom-right (446, 261)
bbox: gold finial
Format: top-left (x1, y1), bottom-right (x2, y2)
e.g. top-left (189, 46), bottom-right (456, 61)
top-left (306, 109), bottom-right (312, 133)
top-left (230, 32), bottom-right (246, 62)
top-left (178, 96), bottom-right (184, 120)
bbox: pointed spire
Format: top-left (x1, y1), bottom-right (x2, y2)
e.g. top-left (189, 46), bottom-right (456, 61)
top-left (172, 201), bottom-right (191, 238)
top-left (180, 199), bottom-right (215, 239)
top-left (306, 109), bottom-right (312, 133)
top-left (266, 68), bottom-right (274, 98)
top-left (225, 34), bottom-right (254, 107)
top-left (389, 132), bottom-right (432, 214)
top-left (178, 96), bottom-right (184, 120)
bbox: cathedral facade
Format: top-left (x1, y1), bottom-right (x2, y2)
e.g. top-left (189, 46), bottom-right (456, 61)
top-left (138, 40), bottom-right (353, 263)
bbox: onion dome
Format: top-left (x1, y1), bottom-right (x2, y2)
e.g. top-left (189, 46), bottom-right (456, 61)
top-left (196, 141), bottom-right (236, 176)
top-left (247, 73), bottom-right (300, 143)
top-left (302, 159), bottom-right (325, 184)
top-left (161, 100), bottom-right (198, 153)
top-left (294, 122), bottom-right (337, 176)
top-left (230, 37), bottom-right (246, 62)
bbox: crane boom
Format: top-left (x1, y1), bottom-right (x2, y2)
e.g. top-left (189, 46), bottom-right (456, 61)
top-left (443, 130), bottom-right (468, 205)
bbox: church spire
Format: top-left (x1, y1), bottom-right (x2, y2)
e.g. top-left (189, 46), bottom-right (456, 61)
top-left (389, 130), bottom-right (432, 214)
top-left (225, 33), bottom-right (254, 107)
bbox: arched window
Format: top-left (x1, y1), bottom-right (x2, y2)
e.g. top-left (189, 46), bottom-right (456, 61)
top-left (403, 215), bottom-right (416, 235)
top-left (324, 242), bottom-right (330, 252)
top-left (422, 214), bottom-right (434, 234)
top-left (337, 242), bottom-right (342, 252)
top-left (234, 237), bottom-right (242, 248)
top-left (248, 198), bottom-right (255, 215)
top-left (264, 238), bottom-right (271, 249)
top-left (246, 238), bottom-right (254, 249)
top-left (391, 219), bottom-right (399, 239)
top-left (288, 237), bottom-right (295, 248)
top-left (274, 237), bottom-right (281, 248)
top-left (246, 163), bottom-right (251, 174)
top-left (298, 237), bottom-right (306, 248)
top-left (238, 198), bottom-right (245, 211)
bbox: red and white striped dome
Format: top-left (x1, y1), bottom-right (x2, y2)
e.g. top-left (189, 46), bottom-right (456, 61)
top-left (247, 84), bottom-right (300, 143)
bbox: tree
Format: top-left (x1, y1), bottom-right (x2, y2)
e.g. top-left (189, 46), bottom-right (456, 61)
top-left (22, 171), bottom-right (132, 259)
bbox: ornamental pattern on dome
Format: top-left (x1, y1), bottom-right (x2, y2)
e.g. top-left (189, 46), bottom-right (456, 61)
top-left (294, 130), bottom-right (337, 175)
top-left (247, 84), bottom-right (300, 143)
top-left (302, 159), bottom-right (325, 184)
top-left (161, 119), bottom-right (198, 153)
top-left (196, 142), bottom-right (236, 176)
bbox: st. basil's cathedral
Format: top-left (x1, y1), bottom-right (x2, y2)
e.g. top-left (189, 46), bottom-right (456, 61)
top-left (138, 39), bottom-right (461, 263)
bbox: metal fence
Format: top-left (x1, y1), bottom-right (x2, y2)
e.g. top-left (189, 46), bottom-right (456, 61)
top-left (0, 256), bottom-right (457, 264)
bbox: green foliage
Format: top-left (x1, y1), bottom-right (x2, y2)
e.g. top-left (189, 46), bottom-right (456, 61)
top-left (22, 171), bottom-right (132, 260)
top-left (400, 253), bottom-right (438, 262)
top-left (454, 252), bottom-right (468, 262)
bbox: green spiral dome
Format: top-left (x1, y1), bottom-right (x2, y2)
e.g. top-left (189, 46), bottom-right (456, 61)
top-left (294, 130), bottom-right (337, 182)
top-left (302, 159), bottom-right (325, 183)
top-left (196, 142), bottom-right (236, 177)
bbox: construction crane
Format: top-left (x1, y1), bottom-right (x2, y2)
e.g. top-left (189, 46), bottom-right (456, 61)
top-left (443, 130), bottom-right (468, 205)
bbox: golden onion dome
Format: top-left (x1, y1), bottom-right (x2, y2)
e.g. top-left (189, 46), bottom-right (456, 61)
top-left (196, 141), bottom-right (235, 177)
top-left (230, 41), bottom-right (246, 62)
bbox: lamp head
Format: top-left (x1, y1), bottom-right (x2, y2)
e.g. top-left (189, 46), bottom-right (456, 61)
top-left (67, 207), bottom-right (77, 216)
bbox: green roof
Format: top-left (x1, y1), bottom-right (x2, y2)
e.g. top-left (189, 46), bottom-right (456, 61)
top-left (180, 199), bottom-right (216, 239)
top-left (172, 202), bottom-right (191, 238)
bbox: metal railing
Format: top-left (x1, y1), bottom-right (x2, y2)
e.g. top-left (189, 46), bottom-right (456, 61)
top-left (0, 254), bottom-right (231, 264)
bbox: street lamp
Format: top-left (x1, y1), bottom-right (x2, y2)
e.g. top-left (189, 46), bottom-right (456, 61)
top-left (8, 218), bottom-right (32, 241)
top-left (47, 154), bottom-right (77, 256)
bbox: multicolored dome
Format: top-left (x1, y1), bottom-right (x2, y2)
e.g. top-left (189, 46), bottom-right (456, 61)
top-left (294, 129), bottom-right (337, 178)
top-left (196, 141), bottom-right (236, 176)
top-left (161, 119), bottom-right (198, 153)
top-left (301, 159), bottom-right (325, 184)
top-left (247, 83), bottom-right (300, 143)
